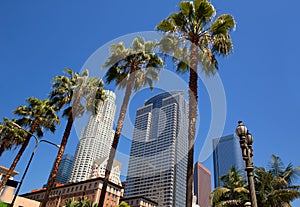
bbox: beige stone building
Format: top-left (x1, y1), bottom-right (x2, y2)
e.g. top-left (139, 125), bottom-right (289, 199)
top-left (21, 177), bottom-right (123, 207)
top-left (0, 166), bottom-right (19, 195)
top-left (0, 166), bottom-right (40, 207)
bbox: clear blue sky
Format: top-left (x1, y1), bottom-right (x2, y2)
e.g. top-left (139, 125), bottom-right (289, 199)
top-left (1, 0), bottom-right (300, 205)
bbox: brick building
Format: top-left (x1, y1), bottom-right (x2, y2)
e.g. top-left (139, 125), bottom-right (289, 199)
top-left (21, 177), bottom-right (123, 207)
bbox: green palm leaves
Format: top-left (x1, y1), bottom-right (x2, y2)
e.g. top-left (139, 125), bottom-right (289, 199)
top-left (64, 197), bottom-right (98, 207)
top-left (104, 37), bottom-right (163, 91)
top-left (210, 167), bottom-right (249, 207)
top-left (118, 201), bottom-right (131, 207)
top-left (0, 118), bottom-right (27, 155)
top-left (50, 68), bottom-right (106, 117)
top-left (15, 98), bottom-right (60, 135)
top-left (255, 155), bottom-right (300, 206)
top-left (157, 0), bottom-right (235, 74)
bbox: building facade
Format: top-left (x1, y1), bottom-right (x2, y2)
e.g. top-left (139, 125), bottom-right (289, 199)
top-left (212, 134), bottom-right (245, 187)
top-left (22, 177), bottom-right (123, 207)
top-left (125, 91), bottom-right (188, 207)
top-left (121, 196), bottom-right (158, 207)
top-left (89, 157), bottom-right (122, 185)
top-left (0, 166), bottom-right (19, 197)
top-left (55, 154), bottom-right (74, 184)
top-left (193, 162), bottom-right (211, 207)
top-left (69, 90), bottom-right (116, 183)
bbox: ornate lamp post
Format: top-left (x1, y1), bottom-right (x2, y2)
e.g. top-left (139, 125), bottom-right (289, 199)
top-left (10, 123), bottom-right (60, 207)
top-left (236, 121), bottom-right (258, 207)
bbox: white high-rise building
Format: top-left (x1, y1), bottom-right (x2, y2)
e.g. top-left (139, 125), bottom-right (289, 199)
top-left (69, 90), bottom-right (116, 183)
top-left (125, 91), bottom-right (188, 207)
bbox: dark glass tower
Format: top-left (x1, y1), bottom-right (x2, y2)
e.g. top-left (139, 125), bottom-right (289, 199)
top-left (55, 154), bottom-right (74, 184)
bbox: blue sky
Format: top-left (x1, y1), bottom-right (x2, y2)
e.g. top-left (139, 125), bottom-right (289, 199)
top-left (1, 0), bottom-right (300, 205)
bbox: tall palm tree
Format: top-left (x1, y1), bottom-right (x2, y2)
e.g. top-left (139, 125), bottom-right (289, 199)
top-left (255, 155), bottom-right (300, 207)
top-left (210, 166), bottom-right (249, 207)
top-left (157, 1), bottom-right (235, 206)
top-left (0, 98), bottom-right (60, 191)
top-left (0, 118), bottom-right (27, 156)
top-left (40, 68), bottom-right (106, 207)
top-left (97, 37), bottom-right (164, 206)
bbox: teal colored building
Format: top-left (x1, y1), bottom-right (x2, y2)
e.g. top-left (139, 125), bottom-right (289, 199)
top-left (212, 134), bottom-right (245, 187)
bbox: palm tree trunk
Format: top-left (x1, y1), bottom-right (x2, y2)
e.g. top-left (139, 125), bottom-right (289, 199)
top-left (40, 109), bottom-right (74, 207)
top-left (0, 121), bottom-right (38, 191)
top-left (186, 42), bottom-right (199, 207)
top-left (97, 75), bottom-right (134, 207)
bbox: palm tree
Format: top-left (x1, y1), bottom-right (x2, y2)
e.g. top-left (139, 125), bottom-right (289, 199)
top-left (86, 201), bottom-right (98, 207)
top-left (64, 198), bottom-right (77, 207)
top-left (40, 68), bottom-right (106, 207)
top-left (210, 166), bottom-right (249, 207)
top-left (64, 197), bottom-right (98, 207)
top-left (77, 197), bottom-right (89, 207)
top-left (0, 118), bottom-right (27, 156)
top-left (157, 1), bottom-right (235, 206)
top-left (255, 155), bottom-right (300, 207)
top-left (97, 37), bottom-right (164, 206)
top-left (118, 201), bottom-right (131, 207)
top-left (0, 98), bottom-right (60, 191)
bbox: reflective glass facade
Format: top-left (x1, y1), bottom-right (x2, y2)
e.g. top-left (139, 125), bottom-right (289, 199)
top-left (212, 134), bottom-right (245, 187)
top-left (125, 91), bottom-right (188, 207)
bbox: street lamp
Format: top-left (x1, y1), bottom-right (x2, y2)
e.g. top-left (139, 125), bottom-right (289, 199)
top-left (10, 123), bottom-right (60, 207)
top-left (236, 121), bottom-right (258, 207)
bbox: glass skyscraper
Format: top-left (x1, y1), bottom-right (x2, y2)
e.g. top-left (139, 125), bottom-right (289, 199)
top-left (69, 90), bottom-right (116, 183)
top-left (212, 134), bottom-right (245, 187)
top-left (124, 91), bottom-right (188, 207)
top-left (55, 154), bottom-right (74, 184)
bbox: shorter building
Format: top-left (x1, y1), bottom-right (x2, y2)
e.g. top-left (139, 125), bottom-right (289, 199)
top-left (55, 154), bottom-right (74, 184)
top-left (21, 177), bottom-right (123, 207)
top-left (213, 134), bottom-right (245, 187)
top-left (89, 157), bottom-right (122, 185)
top-left (193, 162), bottom-right (211, 207)
top-left (0, 166), bottom-right (19, 196)
top-left (0, 166), bottom-right (19, 182)
top-left (121, 196), bottom-right (158, 207)
top-left (0, 180), bottom-right (40, 207)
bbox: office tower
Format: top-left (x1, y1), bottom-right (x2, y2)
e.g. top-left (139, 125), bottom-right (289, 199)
top-left (89, 157), bottom-right (122, 185)
top-left (212, 134), bottom-right (245, 187)
top-left (193, 162), bottom-right (211, 207)
top-left (125, 91), bottom-right (188, 207)
top-left (55, 154), bottom-right (74, 184)
top-left (69, 90), bottom-right (116, 183)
